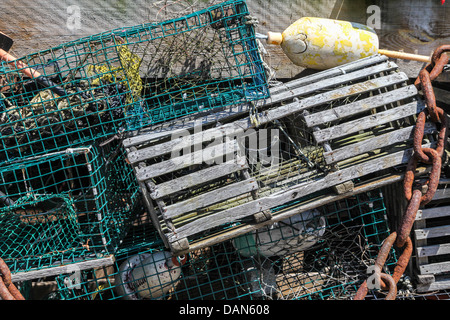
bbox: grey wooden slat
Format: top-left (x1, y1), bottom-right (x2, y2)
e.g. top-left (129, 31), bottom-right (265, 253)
top-left (417, 243), bottom-right (450, 258)
top-left (416, 206), bottom-right (450, 221)
top-left (420, 261), bottom-right (450, 275)
top-left (416, 277), bottom-right (450, 292)
top-left (415, 225), bottom-right (450, 240)
top-left (431, 188), bottom-right (450, 201)
top-left (135, 139), bottom-right (238, 181)
top-left (127, 123), bottom-right (244, 164)
top-left (268, 54), bottom-right (389, 96)
top-left (163, 178), bottom-right (258, 219)
top-left (258, 61), bottom-right (399, 106)
top-left (11, 255), bottom-right (115, 282)
top-left (123, 103), bottom-right (251, 148)
top-left (150, 159), bottom-right (247, 199)
top-left (313, 99), bottom-right (426, 143)
top-left (168, 143), bottom-right (427, 241)
top-left (304, 84), bottom-right (417, 127)
top-left (323, 123), bottom-right (436, 164)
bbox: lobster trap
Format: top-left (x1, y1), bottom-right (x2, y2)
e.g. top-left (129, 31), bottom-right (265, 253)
top-left (34, 189), bottom-right (394, 300)
top-left (0, 0), bottom-right (268, 164)
top-left (123, 53), bottom-right (436, 254)
top-left (0, 142), bottom-right (141, 279)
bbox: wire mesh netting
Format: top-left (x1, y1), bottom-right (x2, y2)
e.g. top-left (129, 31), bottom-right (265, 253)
top-left (29, 189), bottom-right (395, 300)
top-left (0, 141), bottom-right (141, 275)
top-left (0, 0), bottom-right (268, 164)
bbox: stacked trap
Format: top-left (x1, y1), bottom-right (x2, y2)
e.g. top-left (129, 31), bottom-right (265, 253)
top-left (1, 0), bottom-right (444, 300)
top-left (42, 189), bottom-right (394, 300)
top-left (1, 142), bottom-right (140, 280)
top-left (124, 53), bottom-right (435, 254)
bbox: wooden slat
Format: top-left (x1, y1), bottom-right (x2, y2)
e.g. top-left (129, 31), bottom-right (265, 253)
top-left (323, 123), bottom-right (436, 164)
top-left (415, 225), bottom-right (450, 241)
top-left (416, 277), bottom-right (450, 293)
top-left (431, 188), bottom-right (450, 201)
top-left (135, 139), bottom-right (238, 181)
top-left (11, 255), bottom-right (115, 282)
top-left (259, 61), bottom-right (399, 107)
top-left (168, 143), bottom-right (426, 241)
top-left (127, 123), bottom-right (244, 164)
top-left (417, 243), bottom-right (450, 258)
top-left (313, 99), bottom-right (426, 143)
top-left (268, 54), bottom-right (389, 96)
top-left (420, 261), bottom-right (450, 275)
top-left (150, 159), bottom-right (247, 199)
top-left (416, 206), bottom-right (450, 221)
top-left (123, 102), bottom-right (252, 148)
top-left (163, 178), bottom-right (258, 219)
top-left (304, 84), bottom-right (417, 127)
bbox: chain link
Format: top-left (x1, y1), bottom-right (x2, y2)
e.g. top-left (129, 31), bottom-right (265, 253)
top-left (0, 258), bottom-right (24, 300)
top-left (355, 45), bottom-right (450, 300)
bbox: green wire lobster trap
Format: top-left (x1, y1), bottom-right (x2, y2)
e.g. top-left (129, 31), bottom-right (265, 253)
top-left (0, 0), bottom-right (268, 164)
top-left (0, 142), bottom-right (140, 277)
top-left (37, 189), bottom-right (395, 300)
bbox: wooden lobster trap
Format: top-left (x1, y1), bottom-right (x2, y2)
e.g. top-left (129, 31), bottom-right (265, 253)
top-left (124, 54), bottom-right (437, 254)
top-left (414, 179), bottom-right (450, 293)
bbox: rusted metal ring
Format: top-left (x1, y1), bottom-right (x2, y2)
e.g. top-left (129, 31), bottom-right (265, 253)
top-left (0, 258), bottom-right (12, 288)
top-left (420, 148), bottom-right (442, 205)
top-left (397, 190), bottom-right (421, 248)
top-left (0, 258), bottom-right (25, 300)
top-left (392, 236), bottom-right (413, 284)
top-left (380, 273), bottom-right (397, 300)
top-left (420, 69), bottom-right (441, 123)
top-left (404, 155), bottom-right (418, 202)
top-left (431, 44), bottom-right (450, 66)
top-left (413, 111), bottom-right (432, 164)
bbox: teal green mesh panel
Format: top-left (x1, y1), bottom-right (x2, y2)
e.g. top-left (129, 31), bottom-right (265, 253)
top-left (48, 189), bottom-right (394, 300)
top-left (0, 0), bottom-right (268, 164)
top-left (0, 143), bottom-right (140, 274)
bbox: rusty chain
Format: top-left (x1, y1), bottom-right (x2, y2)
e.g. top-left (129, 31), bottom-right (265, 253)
top-left (0, 258), bottom-right (24, 300)
top-left (355, 45), bottom-right (450, 300)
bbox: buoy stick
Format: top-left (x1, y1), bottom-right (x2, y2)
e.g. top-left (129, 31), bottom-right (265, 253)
top-left (377, 49), bottom-right (431, 63)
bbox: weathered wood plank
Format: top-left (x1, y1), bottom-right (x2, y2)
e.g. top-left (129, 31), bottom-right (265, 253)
top-left (417, 243), bottom-right (450, 258)
top-left (168, 143), bottom-right (426, 241)
top-left (431, 188), bottom-right (450, 201)
top-left (323, 123), bottom-right (436, 164)
top-left (416, 206), bottom-right (450, 221)
top-left (416, 277), bottom-right (450, 293)
top-left (258, 61), bottom-right (399, 107)
top-left (313, 99), bottom-right (426, 143)
top-left (149, 159), bottom-right (247, 199)
top-left (268, 54), bottom-right (389, 96)
top-left (179, 166), bottom-right (431, 254)
top-left (420, 261), bottom-right (450, 275)
top-left (127, 122), bottom-right (244, 164)
top-left (415, 225), bottom-right (450, 241)
top-left (304, 84), bottom-right (417, 127)
top-left (11, 255), bottom-right (115, 282)
top-left (163, 178), bottom-right (258, 219)
top-left (123, 102), bottom-right (252, 148)
top-left (135, 139), bottom-right (238, 181)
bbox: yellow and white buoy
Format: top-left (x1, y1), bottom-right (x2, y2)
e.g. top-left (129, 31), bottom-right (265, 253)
top-left (260, 17), bottom-right (431, 70)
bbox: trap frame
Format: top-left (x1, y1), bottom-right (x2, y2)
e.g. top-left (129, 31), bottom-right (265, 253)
top-left (124, 53), bottom-right (436, 254)
top-left (0, 141), bottom-right (141, 278)
top-left (38, 189), bottom-right (394, 300)
top-left (0, 0), bottom-right (268, 164)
